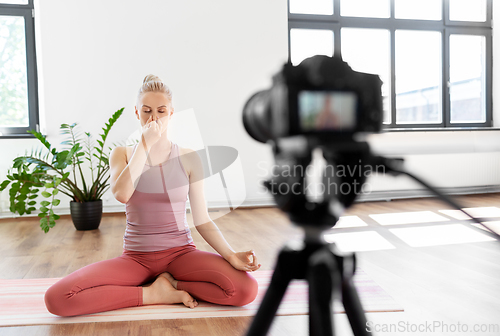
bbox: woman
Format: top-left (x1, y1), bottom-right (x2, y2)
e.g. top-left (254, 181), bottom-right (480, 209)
top-left (314, 95), bottom-right (339, 130)
top-left (44, 75), bottom-right (261, 317)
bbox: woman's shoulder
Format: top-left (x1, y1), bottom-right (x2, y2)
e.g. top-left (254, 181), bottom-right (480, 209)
top-left (123, 143), bottom-right (138, 164)
top-left (177, 144), bottom-right (196, 156)
top-left (176, 145), bottom-right (204, 178)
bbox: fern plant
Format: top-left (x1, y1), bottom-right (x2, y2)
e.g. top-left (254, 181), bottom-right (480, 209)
top-left (0, 107), bottom-right (125, 233)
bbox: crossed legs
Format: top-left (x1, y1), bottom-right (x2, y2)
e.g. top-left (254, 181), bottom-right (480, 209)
top-left (44, 245), bottom-right (258, 317)
top-left (164, 249), bottom-right (258, 307)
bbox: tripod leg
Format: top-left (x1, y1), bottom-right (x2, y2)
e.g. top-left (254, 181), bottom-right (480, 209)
top-left (245, 246), bottom-right (295, 336)
top-left (341, 255), bottom-right (372, 336)
top-left (307, 247), bottom-right (340, 336)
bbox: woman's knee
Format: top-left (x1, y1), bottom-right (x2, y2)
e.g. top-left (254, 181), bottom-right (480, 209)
top-left (231, 273), bottom-right (259, 306)
top-left (44, 283), bottom-right (73, 317)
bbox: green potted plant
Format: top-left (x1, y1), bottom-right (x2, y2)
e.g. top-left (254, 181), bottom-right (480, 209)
top-left (0, 107), bottom-right (125, 233)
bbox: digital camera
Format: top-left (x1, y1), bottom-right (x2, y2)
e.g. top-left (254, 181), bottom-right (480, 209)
top-left (242, 55), bottom-right (384, 143)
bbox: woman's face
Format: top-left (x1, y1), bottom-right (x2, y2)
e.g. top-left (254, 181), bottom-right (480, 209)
top-left (135, 91), bottom-right (173, 128)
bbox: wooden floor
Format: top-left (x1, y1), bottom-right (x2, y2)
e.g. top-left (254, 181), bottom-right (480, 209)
top-left (1, 193), bottom-right (500, 335)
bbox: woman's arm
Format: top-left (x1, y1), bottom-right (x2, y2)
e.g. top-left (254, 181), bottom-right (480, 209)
top-left (111, 136), bottom-right (150, 204)
top-left (112, 115), bottom-right (164, 204)
top-left (185, 148), bottom-right (235, 259)
top-left (185, 148), bottom-right (260, 271)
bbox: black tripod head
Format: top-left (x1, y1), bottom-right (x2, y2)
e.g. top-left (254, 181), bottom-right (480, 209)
top-left (262, 135), bottom-right (379, 233)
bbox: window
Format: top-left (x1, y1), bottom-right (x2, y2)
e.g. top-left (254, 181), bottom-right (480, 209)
top-left (0, 0), bottom-right (39, 138)
top-left (288, 0), bottom-right (492, 129)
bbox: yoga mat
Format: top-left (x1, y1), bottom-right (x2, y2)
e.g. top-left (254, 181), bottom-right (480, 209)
top-left (0, 268), bottom-right (403, 327)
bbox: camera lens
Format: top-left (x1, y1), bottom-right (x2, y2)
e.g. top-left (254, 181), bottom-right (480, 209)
top-left (242, 89), bottom-right (273, 143)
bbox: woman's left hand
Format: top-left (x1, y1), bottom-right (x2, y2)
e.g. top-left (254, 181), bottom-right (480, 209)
top-left (226, 250), bottom-right (262, 272)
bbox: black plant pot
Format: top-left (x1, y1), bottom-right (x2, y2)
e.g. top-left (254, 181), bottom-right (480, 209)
top-left (70, 200), bottom-right (103, 231)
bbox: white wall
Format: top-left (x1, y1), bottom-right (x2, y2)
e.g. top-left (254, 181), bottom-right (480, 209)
top-left (0, 0), bottom-right (499, 217)
top-left (0, 0), bottom-right (287, 215)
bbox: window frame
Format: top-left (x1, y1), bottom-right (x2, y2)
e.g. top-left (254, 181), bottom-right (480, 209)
top-left (0, 0), bottom-right (39, 139)
top-left (287, 0), bottom-right (493, 130)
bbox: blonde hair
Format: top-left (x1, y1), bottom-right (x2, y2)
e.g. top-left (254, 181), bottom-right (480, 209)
top-left (137, 74), bottom-right (173, 107)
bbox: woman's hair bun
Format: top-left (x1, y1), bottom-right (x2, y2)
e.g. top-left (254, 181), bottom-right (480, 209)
top-left (137, 74), bottom-right (172, 104)
top-left (143, 74), bottom-right (162, 84)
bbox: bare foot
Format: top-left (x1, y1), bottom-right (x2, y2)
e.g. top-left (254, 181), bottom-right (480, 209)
top-left (143, 276), bottom-right (198, 309)
top-left (159, 272), bottom-right (178, 289)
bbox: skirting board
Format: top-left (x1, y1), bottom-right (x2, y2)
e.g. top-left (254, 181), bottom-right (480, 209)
top-left (356, 184), bottom-right (500, 202)
top-left (1, 185), bottom-right (499, 220)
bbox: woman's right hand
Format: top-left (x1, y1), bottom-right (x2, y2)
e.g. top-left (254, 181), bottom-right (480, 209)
top-left (141, 115), bottom-right (165, 150)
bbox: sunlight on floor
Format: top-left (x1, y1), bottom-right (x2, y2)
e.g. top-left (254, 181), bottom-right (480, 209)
top-left (438, 207), bottom-right (500, 220)
top-left (388, 223), bottom-right (496, 247)
top-left (369, 211), bottom-right (450, 225)
top-left (473, 221), bottom-right (500, 235)
top-left (322, 207), bottom-right (499, 250)
top-left (324, 231), bottom-right (396, 252)
top-left (333, 216), bottom-right (368, 228)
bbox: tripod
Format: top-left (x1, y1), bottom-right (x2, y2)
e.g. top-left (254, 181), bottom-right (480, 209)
top-left (245, 224), bottom-right (371, 336)
top-left (246, 138), bottom-right (373, 336)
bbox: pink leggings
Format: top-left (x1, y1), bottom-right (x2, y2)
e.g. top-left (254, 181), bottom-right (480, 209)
top-left (44, 243), bottom-right (258, 317)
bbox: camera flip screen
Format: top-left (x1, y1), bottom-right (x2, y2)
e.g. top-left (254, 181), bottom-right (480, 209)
top-left (298, 90), bottom-right (357, 132)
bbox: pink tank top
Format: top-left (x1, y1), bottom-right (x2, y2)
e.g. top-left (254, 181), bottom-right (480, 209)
top-left (123, 141), bottom-right (195, 252)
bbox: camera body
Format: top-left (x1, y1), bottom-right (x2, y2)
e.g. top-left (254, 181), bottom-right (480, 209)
top-left (243, 55), bottom-right (384, 143)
